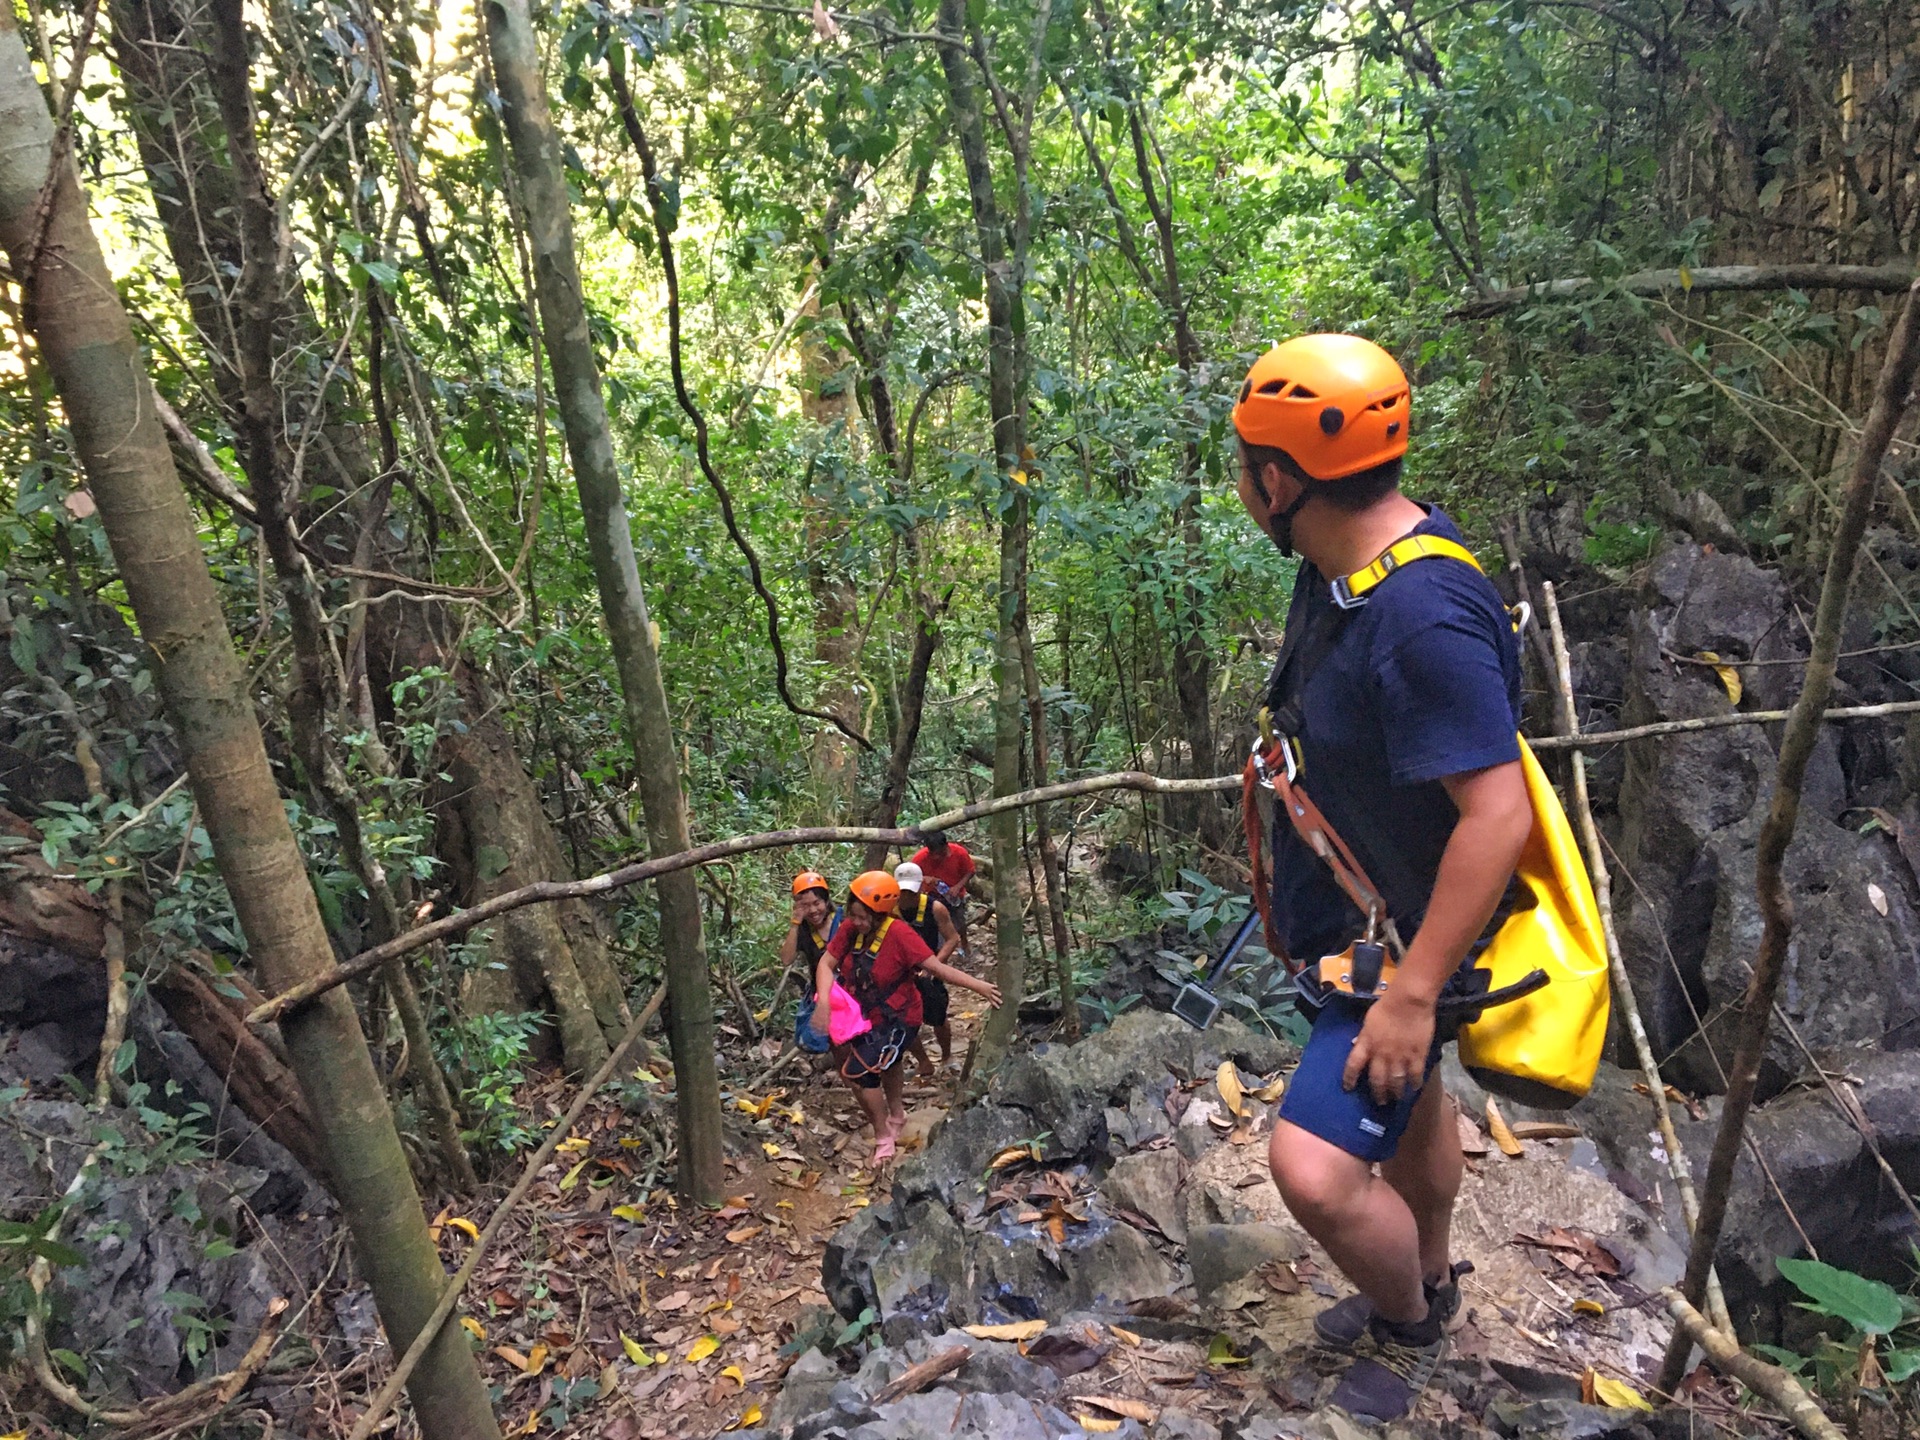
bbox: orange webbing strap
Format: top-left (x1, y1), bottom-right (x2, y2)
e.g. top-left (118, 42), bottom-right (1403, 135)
top-left (1243, 752), bottom-right (1291, 970)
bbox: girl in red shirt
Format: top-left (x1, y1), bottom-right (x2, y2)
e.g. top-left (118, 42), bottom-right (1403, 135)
top-left (815, 870), bottom-right (1002, 1164)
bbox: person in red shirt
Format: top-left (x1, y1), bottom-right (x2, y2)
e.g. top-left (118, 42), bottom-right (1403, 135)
top-left (815, 870), bottom-right (1002, 1164)
top-left (909, 831), bottom-right (976, 952)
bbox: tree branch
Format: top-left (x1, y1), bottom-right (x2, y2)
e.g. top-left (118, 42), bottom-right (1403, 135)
top-left (1660, 1289), bottom-right (1845, 1440)
top-left (1458, 263), bottom-right (1917, 317)
top-left (607, 58), bottom-right (871, 750)
top-left (1658, 278), bottom-right (1920, 1392)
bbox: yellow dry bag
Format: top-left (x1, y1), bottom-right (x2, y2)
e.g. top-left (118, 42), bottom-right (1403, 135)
top-left (1454, 736), bottom-right (1610, 1109)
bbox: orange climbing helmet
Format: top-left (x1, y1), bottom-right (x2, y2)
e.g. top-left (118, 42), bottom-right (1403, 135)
top-left (847, 870), bottom-right (901, 915)
top-left (792, 870), bottom-right (830, 898)
top-left (1231, 334), bottom-right (1411, 481)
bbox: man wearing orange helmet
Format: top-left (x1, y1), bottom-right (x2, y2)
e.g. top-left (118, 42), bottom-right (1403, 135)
top-left (1234, 334), bottom-right (1532, 1420)
top-left (815, 870), bottom-right (1003, 1164)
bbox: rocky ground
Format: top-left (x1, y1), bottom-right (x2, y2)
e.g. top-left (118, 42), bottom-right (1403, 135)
top-left (724, 1001), bottom-right (1920, 1440)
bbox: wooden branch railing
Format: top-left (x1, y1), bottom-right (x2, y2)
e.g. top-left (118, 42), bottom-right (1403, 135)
top-left (246, 700), bottom-right (1920, 1028)
top-left (1457, 262), bottom-right (1916, 317)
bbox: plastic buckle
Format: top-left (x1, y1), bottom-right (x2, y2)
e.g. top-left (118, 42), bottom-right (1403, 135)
top-left (1330, 575), bottom-right (1367, 610)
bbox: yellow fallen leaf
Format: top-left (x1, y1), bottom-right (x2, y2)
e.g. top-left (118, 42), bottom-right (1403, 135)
top-left (987, 1145), bottom-right (1034, 1172)
top-left (726, 1224), bottom-right (763, 1244)
top-left (1109, 1324), bottom-right (1142, 1347)
top-left (763, 1142), bottom-right (782, 1159)
top-left (721, 1364), bottom-right (745, 1387)
top-left (1696, 651), bottom-right (1742, 705)
top-left (611, 1204), bottom-right (646, 1223)
top-left (1591, 1372), bottom-right (1653, 1411)
top-left (1, 1430), bottom-right (27, 1440)
top-left (740, 1405), bottom-right (763, 1427)
top-left (1485, 1098), bottom-right (1524, 1158)
top-left (445, 1216), bottom-right (480, 1241)
top-left (687, 1335), bottom-right (720, 1364)
top-left (428, 1206), bottom-right (450, 1240)
top-left (621, 1332), bottom-right (653, 1366)
top-left (619, 1136), bottom-right (644, 1149)
top-left (494, 1344), bottom-right (531, 1371)
top-left (460, 1315), bottom-right (486, 1341)
top-left (964, 1320), bottom-right (1048, 1342)
top-left (525, 1343), bottom-right (548, 1376)
top-left (1217, 1061), bottom-right (1246, 1117)
top-left (1253, 1077), bottom-right (1285, 1104)
top-left (1573, 1298), bottom-right (1606, 1317)
top-left (655, 1351), bottom-right (669, 1365)
top-left (1074, 1416), bottom-right (1122, 1433)
top-left (1205, 1334), bottom-right (1248, 1367)
top-left (559, 1158), bottom-right (590, 1191)
top-left (514, 1408), bottom-right (538, 1435)
top-left (556, 1135), bottom-right (590, 1152)
top-left (1079, 1395), bottom-right (1157, 1422)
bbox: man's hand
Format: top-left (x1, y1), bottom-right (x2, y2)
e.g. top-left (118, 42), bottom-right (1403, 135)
top-left (972, 978), bottom-right (1004, 1008)
top-left (1342, 988), bottom-right (1436, 1105)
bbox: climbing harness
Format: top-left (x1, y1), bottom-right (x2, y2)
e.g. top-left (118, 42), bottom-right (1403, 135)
top-left (1243, 534), bottom-right (1611, 1108)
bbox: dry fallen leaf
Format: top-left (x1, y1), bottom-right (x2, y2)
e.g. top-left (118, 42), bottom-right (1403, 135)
top-left (445, 1216), bottom-right (481, 1241)
top-left (493, 1345), bottom-right (532, 1372)
top-left (735, 1404), bottom-right (764, 1429)
top-left (1573, 1298), bottom-right (1606, 1317)
top-left (964, 1320), bottom-right (1048, 1342)
top-left (556, 1135), bottom-right (591, 1153)
top-left (524, 1343), bottom-right (548, 1376)
top-left (1079, 1395), bottom-right (1158, 1422)
top-left (1074, 1417), bottom-right (1123, 1434)
top-left (1589, 1371), bottom-right (1654, 1411)
top-left (1695, 651), bottom-right (1742, 705)
top-left (987, 1144), bottom-right (1038, 1171)
top-left (1253, 1077), bottom-right (1286, 1104)
top-left (1456, 1110), bottom-right (1490, 1157)
top-left (720, 1364), bottom-right (745, 1387)
top-left (1216, 1061), bottom-right (1246, 1117)
top-left (726, 1224), bottom-right (764, 1244)
top-left (1485, 1098), bottom-right (1524, 1158)
top-left (1868, 882), bottom-right (1890, 917)
top-left (1510, 1121), bottom-right (1581, 1141)
top-left (686, 1335), bottom-right (721, 1364)
top-left (1109, 1325), bottom-right (1142, 1347)
top-left (611, 1204), bottom-right (646, 1223)
top-left (460, 1316), bottom-right (486, 1341)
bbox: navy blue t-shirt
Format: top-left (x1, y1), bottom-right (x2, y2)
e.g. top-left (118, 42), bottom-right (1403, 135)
top-left (1268, 507), bottom-right (1522, 964)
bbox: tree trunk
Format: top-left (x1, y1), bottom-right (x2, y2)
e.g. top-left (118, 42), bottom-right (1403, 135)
top-left (798, 288), bottom-right (862, 810)
top-left (113, 0), bottom-right (476, 1175)
top-left (0, 16), bottom-right (500, 1436)
top-left (482, 0), bottom-right (724, 1203)
top-left (1017, 618), bottom-right (1076, 1035)
top-left (936, 0), bottom-right (1030, 1083)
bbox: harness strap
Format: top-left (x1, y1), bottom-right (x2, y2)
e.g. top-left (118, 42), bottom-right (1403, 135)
top-left (1330, 534), bottom-right (1484, 608)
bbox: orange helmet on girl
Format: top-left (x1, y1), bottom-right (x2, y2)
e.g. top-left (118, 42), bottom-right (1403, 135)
top-left (792, 870), bottom-right (830, 897)
top-left (848, 870), bottom-right (901, 915)
top-left (1231, 334), bottom-right (1410, 481)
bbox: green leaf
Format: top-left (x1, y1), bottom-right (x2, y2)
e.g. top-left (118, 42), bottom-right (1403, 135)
top-left (1884, 1347), bottom-right (1920, 1384)
top-left (51, 1347), bottom-right (86, 1378)
top-left (203, 1239), bottom-right (240, 1259)
top-left (1776, 1257), bottom-right (1904, 1335)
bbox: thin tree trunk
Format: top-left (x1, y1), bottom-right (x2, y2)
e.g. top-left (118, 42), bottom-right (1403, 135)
top-left (864, 610), bottom-right (942, 869)
top-left (0, 15), bottom-right (500, 1436)
top-left (1657, 278), bottom-right (1920, 1391)
top-left (936, 0), bottom-right (1033, 1085)
top-left (482, 0), bottom-right (724, 1202)
top-left (1017, 617), bottom-right (1075, 1034)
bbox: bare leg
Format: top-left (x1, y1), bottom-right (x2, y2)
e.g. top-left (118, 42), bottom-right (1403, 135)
top-left (849, 1076), bottom-right (889, 1139)
top-left (932, 1022), bottom-right (952, 1066)
top-left (1379, 1083), bottom-right (1462, 1286)
top-left (909, 1033), bottom-right (936, 1079)
top-left (881, 1063), bottom-right (907, 1132)
top-left (1269, 1118), bottom-right (1427, 1325)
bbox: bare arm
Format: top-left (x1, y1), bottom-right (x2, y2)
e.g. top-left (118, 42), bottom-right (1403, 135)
top-left (1344, 759), bottom-right (1532, 1103)
top-left (931, 899), bottom-right (961, 965)
top-left (920, 955), bottom-right (1002, 1008)
top-left (813, 952), bottom-right (839, 1033)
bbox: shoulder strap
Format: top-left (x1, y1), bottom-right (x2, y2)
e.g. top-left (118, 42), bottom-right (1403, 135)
top-left (1330, 534), bottom-right (1483, 608)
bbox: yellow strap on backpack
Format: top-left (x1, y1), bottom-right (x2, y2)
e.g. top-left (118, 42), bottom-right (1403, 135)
top-left (1329, 537), bottom-right (1611, 1108)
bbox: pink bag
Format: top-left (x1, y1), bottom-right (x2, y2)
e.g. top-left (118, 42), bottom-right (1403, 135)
top-left (826, 981), bottom-right (871, 1045)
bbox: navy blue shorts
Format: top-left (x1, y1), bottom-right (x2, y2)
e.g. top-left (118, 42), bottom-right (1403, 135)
top-left (1276, 999), bottom-right (1448, 1163)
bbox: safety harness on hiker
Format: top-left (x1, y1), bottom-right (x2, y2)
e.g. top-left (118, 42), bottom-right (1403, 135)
top-left (843, 917), bottom-right (912, 1022)
top-left (1243, 533), bottom-right (1610, 1108)
top-left (899, 891), bottom-right (943, 955)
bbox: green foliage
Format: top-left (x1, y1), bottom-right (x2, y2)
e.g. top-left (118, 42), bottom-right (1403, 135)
top-left (436, 1011), bottom-right (545, 1155)
top-left (1764, 1255), bottom-right (1920, 1405)
top-left (1778, 1257), bottom-right (1906, 1337)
